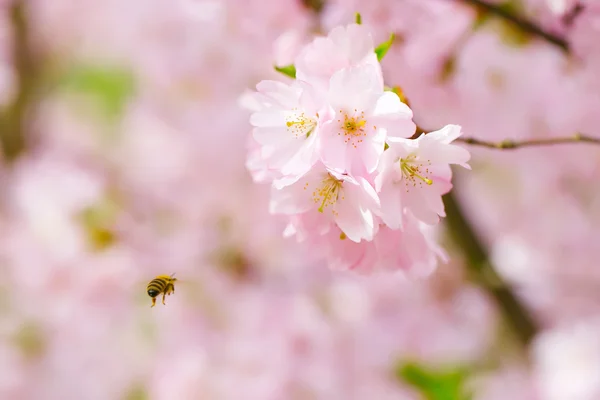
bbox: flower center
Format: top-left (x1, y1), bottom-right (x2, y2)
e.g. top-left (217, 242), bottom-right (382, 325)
top-left (338, 109), bottom-right (369, 148)
top-left (305, 173), bottom-right (344, 213)
top-left (399, 154), bottom-right (433, 190)
top-left (286, 110), bottom-right (317, 138)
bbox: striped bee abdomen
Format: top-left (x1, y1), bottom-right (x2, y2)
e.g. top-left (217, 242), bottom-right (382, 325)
top-left (147, 274), bottom-right (177, 307)
top-left (147, 278), bottom-right (168, 297)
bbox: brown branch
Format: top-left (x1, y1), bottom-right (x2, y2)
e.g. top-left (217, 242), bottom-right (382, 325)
top-left (455, 133), bottom-right (600, 150)
top-left (456, 0), bottom-right (570, 53)
top-left (443, 189), bottom-right (538, 346)
top-left (0, 0), bottom-right (37, 162)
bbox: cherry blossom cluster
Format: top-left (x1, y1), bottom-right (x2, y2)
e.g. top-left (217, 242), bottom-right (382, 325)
top-left (245, 21), bottom-right (471, 274)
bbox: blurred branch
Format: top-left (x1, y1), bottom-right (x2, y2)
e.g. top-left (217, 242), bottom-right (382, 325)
top-left (562, 2), bottom-right (585, 27)
top-left (443, 189), bottom-right (538, 346)
top-left (455, 133), bottom-right (600, 149)
top-left (301, 0), bottom-right (326, 14)
top-left (301, 0), bottom-right (327, 34)
top-left (0, 0), bottom-right (37, 162)
top-left (456, 0), bottom-right (570, 52)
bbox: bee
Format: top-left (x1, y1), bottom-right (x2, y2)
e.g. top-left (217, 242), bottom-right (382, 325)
top-left (147, 273), bottom-right (177, 307)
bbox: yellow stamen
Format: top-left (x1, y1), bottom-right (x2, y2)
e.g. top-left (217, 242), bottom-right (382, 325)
top-left (307, 174), bottom-right (344, 214)
top-left (338, 109), bottom-right (368, 148)
top-left (286, 109), bottom-right (317, 138)
top-left (399, 155), bottom-right (433, 188)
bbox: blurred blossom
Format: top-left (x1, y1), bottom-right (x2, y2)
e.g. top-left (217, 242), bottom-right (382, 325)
top-left (533, 320), bottom-right (600, 400)
top-left (471, 366), bottom-right (539, 400)
top-left (0, 0), bottom-right (597, 399)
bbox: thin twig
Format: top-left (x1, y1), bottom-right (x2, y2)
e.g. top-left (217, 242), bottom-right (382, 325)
top-left (455, 133), bottom-right (600, 150)
top-left (456, 0), bottom-right (570, 52)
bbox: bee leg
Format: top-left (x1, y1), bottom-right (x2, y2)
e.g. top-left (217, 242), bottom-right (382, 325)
top-left (151, 297), bottom-right (156, 308)
top-left (162, 293), bottom-right (167, 305)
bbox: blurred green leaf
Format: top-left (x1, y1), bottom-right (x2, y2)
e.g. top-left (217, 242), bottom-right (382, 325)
top-left (124, 384), bottom-right (148, 400)
top-left (374, 33), bottom-right (395, 62)
top-left (355, 12), bottom-right (362, 25)
top-left (59, 64), bottom-right (136, 120)
top-left (395, 361), bottom-right (472, 400)
top-left (274, 64), bottom-right (297, 79)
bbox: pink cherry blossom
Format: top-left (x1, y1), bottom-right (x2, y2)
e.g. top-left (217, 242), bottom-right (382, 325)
top-left (324, 215), bottom-right (445, 277)
top-left (273, 29), bottom-right (309, 67)
top-left (375, 124), bottom-right (470, 228)
top-left (295, 23), bottom-right (383, 90)
top-left (270, 162), bottom-right (380, 242)
top-left (249, 79), bottom-right (329, 179)
top-left (320, 64), bottom-right (416, 174)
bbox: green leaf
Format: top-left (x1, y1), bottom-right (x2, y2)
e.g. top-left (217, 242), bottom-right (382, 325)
top-left (384, 143), bottom-right (389, 150)
top-left (59, 64), bottom-right (135, 120)
top-left (355, 12), bottom-right (362, 24)
top-left (274, 64), bottom-right (297, 79)
top-left (395, 362), bottom-right (472, 400)
top-left (374, 33), bottom-right (395, 62)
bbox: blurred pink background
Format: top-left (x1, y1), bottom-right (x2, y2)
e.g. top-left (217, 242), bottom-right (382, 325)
top-left (0, 0), bottom-right (598, 399)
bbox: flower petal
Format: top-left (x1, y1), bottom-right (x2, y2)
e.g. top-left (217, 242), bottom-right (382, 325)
top-left (319, 122), bottom-right (349, 172)
top-left (329, 64), bottom-right (382, 112)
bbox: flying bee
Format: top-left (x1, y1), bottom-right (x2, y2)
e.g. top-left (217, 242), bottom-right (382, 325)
top-left (147, 273), bottom-right (177, 307)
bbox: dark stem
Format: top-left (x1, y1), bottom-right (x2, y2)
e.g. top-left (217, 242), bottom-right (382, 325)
top-left (0, 0), bottom-right (36, 162)
top-left (456, 0), bottom-right (570, 52)
top-left (443, 188), bottom-right (538, 346)
top-left (455, 133), bottom-right (600, 149)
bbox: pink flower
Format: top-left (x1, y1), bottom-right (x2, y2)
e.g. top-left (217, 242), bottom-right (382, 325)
top-left (320, 64), bottom-right (415, 174)
top-left (270, 162), bottom-right (380, 242)
top-left (245, 136), bottom-right (282, 184)
top-left (249, 80), bottom-right (329, 179)
top-left (295, 23), bottom-right (383, 90)
top-left (375, 124), bottom-right (470, 228)
top-left (273, 29), bottom-right (309, 67)
top-left (324, 215), bottom-right (445, 276)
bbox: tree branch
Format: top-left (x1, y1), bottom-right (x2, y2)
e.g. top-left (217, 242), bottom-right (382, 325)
top-left (0, 0), bottom-right (37, 162)
top-left (456, 0), bottom-right (570, 53)
top-left (443, 189), bottom-right (538, 346)
top-left (455, 133), bottom-right (600, 150)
